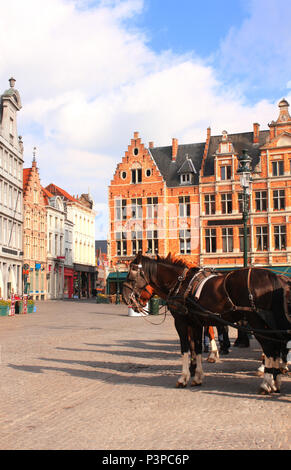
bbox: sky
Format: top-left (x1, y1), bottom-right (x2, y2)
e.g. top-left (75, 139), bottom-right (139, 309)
top-left (1, 0), bottom-right (291, 239)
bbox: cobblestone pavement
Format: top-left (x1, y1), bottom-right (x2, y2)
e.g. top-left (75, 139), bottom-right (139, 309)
top-left (0, 300), bottom-right (290, 451)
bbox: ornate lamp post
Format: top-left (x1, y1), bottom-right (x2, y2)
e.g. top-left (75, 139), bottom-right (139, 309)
top-left (116, 262), bottom-right (121, 304)
top-left (237, 149), bottom-right (252, 267)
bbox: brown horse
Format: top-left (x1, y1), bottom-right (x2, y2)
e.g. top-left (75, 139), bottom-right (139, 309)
top-left (122, 253), bottom-right (291, 395)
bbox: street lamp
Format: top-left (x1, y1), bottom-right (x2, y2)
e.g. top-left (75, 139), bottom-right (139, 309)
top-left (237, 149), bottom-right (252, 268)
top-left (116, 262), bottom-right (121, 304)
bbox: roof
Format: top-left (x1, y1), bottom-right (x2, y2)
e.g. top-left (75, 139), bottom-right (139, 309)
top-left (177, 155), bottom-right (197, 174)
top-left (95, 240), bottom-right (107, 253)
top-left (46, 183), bottom-right (78, 202)
top-left (23, 168), bottom-right (32, 193)
top-left (41, 186), bottom-right (54, 205)
top-left (149, 142), bottom-right (205, 187)
top-left (203, 130), bottom-right (269, 176)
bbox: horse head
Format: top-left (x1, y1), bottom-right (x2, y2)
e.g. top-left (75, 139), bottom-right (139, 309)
top-left (122, 253), bottom-right (155, 312)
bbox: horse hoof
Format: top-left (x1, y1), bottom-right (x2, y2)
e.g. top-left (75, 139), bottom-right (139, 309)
top-left (207, 358), bottom-right (216, 363)
top-left (191, 381), bottom-right (202, 387)
top-left (176, 381), bottom-right (187, 388)
top-left (258, 387), bottom-right (271, 395)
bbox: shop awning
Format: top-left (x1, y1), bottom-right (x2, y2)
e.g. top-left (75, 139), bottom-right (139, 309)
top-left (106, 272), bottom-right (128, 282)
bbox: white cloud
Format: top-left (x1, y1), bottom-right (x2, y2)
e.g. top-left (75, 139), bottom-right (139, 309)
top-left (218, 0), bottom-right (291, 95)
top-left (1, 0), bottom-right (289, 239)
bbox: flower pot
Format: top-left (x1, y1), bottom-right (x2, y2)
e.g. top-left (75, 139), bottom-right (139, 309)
top-left (0, 305), bottom-right (9, 316)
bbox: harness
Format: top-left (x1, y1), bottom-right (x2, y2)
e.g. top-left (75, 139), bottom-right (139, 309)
top-left (125, 261), bottom-right (291, 340)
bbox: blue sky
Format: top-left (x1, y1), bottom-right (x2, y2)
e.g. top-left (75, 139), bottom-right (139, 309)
top-left (0, 0), bottom-right (290, 239)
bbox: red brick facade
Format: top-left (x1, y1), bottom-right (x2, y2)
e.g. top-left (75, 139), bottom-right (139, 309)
top-left (108, 100), bottom-right (291, 272)
top-left (23, 158), bottom-right (47, 299)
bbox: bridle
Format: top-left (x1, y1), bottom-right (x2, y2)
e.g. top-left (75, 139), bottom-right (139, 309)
top-left (123, 262), bottom-right (152, 312)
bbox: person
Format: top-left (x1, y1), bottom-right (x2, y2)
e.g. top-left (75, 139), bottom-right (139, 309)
top-left (217, 325), bottom-right (231, 354)
top-left (204, 325), bottom-right (230, 355)
top-left (233, 319), bottom-right (250, 347)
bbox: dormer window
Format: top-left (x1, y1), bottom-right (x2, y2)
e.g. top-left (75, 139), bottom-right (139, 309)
top-left (180, 173), bottom-right (193, 184)
top-left (178, 154), bottom-right (196, 185)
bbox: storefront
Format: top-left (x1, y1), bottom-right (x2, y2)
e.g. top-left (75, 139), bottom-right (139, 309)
top-left (106, 271), bottom-right (128, 297)
top-left (73, 264), bottom-right (97, 298)
top-left (64, 267), bottom-right (74, 298)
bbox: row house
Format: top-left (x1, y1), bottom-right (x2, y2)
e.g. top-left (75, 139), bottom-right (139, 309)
top-left (0, 78), bottom-right (24, 298)
top-left (23, 155), bottom-right (47, 299)
top-left (108, 99), bottom-right (291, 277)
top-left (42, 186), bottom-right (67, 299)
top-left (46, 184), bottom-right (96, 298)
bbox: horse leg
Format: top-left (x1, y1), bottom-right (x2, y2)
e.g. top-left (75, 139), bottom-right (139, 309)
top-left (174, 318), bottom-right (191, 388)
top-left (191, 326), bottom-right (204, 386)
top-left (207, 326), bottom-right (219, 363)
top-left (259, 356), bottom-right (283, 394)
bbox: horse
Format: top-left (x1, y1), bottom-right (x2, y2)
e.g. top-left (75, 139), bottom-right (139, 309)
top-left (122, 253), bottom-right (291, 395)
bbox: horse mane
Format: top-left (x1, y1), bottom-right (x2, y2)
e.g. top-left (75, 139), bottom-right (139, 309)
top-left (157, 253), bottom-right (191, 268)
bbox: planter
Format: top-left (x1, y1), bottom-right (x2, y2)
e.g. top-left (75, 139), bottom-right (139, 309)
top-left (0, 305), bottom-right (9, 316)
top-left (27, 304), bottom-right (34, 313)
top-left (149, 297), bottom-right (160, 315)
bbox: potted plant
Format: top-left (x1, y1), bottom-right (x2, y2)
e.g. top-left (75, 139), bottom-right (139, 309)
top-left (0, 300), bottom-right (10, 316)
top-left (27, 299), bottom-right (35, 313)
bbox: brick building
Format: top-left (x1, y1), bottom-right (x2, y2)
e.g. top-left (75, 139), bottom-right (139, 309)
top-left (23, 153), bottom-right (47, 299)
top-left (108, 99), bottom-right (291, 276)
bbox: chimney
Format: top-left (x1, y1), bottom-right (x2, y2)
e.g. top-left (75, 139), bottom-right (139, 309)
top-left (133, 131), bottom-right (139, 139)
top-left (172, 138), bottom-right (178, 161)
top-left (148, 141), bottom-right (154, 149)
top-left (253, 123), bottom-right (260, 143)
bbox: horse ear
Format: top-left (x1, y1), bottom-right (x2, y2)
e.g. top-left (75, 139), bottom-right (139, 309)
top-left (166, 252), bottom-right (172, 261)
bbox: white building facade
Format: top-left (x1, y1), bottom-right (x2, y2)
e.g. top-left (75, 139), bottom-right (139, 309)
top-left (45, 185), bottom-right (96, 298)
top-left (43, 189), bottom-right (66, 299)
top-left (0, 78), bottom-right (23, 299)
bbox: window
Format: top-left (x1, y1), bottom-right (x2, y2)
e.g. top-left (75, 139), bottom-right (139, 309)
top-left (205, 228), bottom-right (216, 253)
top-left (204, 194), bottom-right (216, 215)
top-left (146, 230), bottom-right (158, 254)
top-left (131, 198), bottom-right (142, 219)
top-left (272, 160), bottom-right (284, 176)
top-left (221, 193), bottom-right (232, 214)
top-left (256, 226), bottom-right (268, 251)
top-left (179, 196), bottom-right (190, 217)
top-left (273, 189), bottom-right (285, 210)
top-left (145, 169), bottom-right (152, 177)
top-left (180, 173), bottom-right (193, 184)
top-left (239, 227), bottom-right (250, 252)
top-left (131, 231), bottom-right (142, 255)
top-left (274, 225), bottom-right (286, 250)
top-left (147, 197), bottom-right (158, 219)
top-left (255, 191), bottom-right (267, 211)
top-left (222, 227), bottom-right (233, 252)
top-left (221, 165), bottom-right (231, 180)
top-left (115, 199), bottom-right (127, 221)
top-left (116, 232), bottom-right (127, 256)
top-left (131, 168), bottom-right (142, 184)
top-left (179, 229), bottom-right (191, 254)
